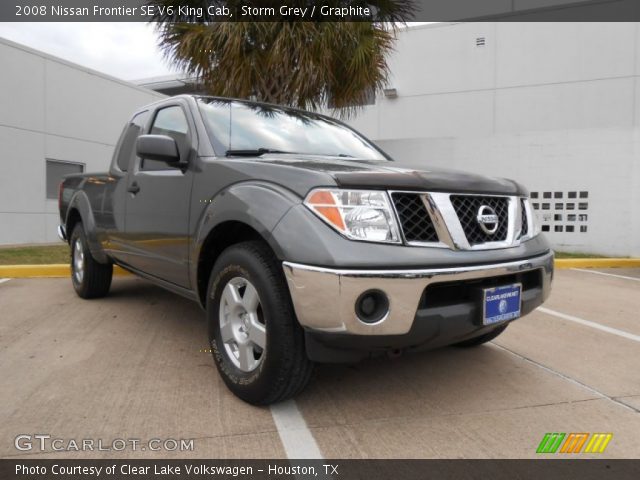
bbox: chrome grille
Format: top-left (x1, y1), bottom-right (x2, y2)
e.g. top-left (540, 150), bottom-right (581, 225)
top-left (520, 198), bottom-right (528, 237)
top-left (450, 195), bottom-right (509, 245)
top-left (391, 193), bottom-right (438, 243)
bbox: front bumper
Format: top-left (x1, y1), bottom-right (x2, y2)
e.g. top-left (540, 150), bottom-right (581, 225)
top-left (282, 251), bottom-right (553, 338)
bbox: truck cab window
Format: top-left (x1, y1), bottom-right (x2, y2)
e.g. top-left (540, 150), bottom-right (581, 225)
top-left (142, 106), bottom-right (190, 170)
top-left (115, 110), bottom-right (149, 172)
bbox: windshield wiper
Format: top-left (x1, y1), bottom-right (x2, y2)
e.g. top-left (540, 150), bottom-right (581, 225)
top-left (225, 148), bottom-right (297, 157)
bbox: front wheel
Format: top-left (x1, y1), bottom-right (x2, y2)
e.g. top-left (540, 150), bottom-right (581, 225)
top-left (206, 241), bottom-right (313, 405)
top-left (69, 222), bottom-right (112, 299)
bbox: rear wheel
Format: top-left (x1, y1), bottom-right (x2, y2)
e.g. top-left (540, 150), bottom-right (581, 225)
top-left (206, 241), bottom-right (313, 405)
top-left (454, 324), bottom-right (508, 347)
top-left (69, 223), bottom-right (112, 299)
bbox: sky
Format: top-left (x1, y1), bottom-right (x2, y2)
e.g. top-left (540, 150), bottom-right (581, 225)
top-left (0, 22), bottom-right (179, 81)
top-left (0, 22), bottom-right (431, 83)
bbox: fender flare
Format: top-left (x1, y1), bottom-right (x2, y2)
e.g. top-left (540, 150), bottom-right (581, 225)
top-left (65, 191), bottom-right (109, 264)
top-left (190, 181), bottom-right (301, 288)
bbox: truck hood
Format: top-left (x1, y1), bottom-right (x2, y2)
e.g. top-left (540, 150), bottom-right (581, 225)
top-left (251, 155), bottom-right (526, 196)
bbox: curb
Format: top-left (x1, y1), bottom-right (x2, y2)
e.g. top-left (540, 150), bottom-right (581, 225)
top-left (554, 258), bottom-right (640, 269)
top-left (1, 259), bottom-right (639, 278)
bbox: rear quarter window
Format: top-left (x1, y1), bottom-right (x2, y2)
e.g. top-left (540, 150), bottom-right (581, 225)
top-left (115, 110), bottom-right (149, 172)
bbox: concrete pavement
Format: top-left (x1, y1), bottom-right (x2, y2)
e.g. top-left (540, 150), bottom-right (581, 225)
top-left (0, 269), bottom-right (638, 459)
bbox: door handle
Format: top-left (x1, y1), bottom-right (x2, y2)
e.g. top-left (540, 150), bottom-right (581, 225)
top-left (128, 182), bottom-right (140, 194)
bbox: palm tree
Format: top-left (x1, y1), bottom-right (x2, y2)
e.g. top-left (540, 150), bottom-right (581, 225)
top-left (148, 1), bottom-right (414, 116)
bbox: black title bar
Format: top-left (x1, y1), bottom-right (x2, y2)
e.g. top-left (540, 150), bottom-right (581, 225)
top-left (2, 459), bottom-right (640, 480)
top-left (2, 0), bottom-right (640, 22)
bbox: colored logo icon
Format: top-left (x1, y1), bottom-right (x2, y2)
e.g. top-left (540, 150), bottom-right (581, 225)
top-left (536, 433), bottom-right (612, 454)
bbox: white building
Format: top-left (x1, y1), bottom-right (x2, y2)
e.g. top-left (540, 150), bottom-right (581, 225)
top-left (0, 37), bottom-right (164, 245)
top-left (348, 23), bottom-right (640, 257)
top-left (3, 23), bottom-right (639, 257)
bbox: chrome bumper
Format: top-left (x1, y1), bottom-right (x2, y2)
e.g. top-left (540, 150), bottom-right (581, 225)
top-left (282, 251), bottom-right (553, 336)
top-left (57, 225), bottom-right (67, 242)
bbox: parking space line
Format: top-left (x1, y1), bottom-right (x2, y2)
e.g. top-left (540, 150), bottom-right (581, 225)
top-left (538, 307), bottom-right (640, 343)
top-left (491, 343), bottom-right (639, 414)
top-left (571, 268), bottom-right (640, 282)
top-left (0, 278), bottom-right (11, 285)
top-left (270, 400), bottom-right (324, 459)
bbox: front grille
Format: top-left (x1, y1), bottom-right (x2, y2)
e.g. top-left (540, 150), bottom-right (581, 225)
top-left (520, 198), bottom-right (528, 237)
top-left (450, 195), bottom-right (509, 245)
top-left (391, 193), bottom-right (438, 243)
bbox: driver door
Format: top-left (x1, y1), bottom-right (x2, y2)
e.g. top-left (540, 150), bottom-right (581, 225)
top-left (123, 103), bottom-right (194, 288)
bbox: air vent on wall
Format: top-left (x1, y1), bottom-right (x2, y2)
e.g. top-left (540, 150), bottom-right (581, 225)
top-left (530, 190), bottom-right (590, 234)
top-left (476, 37), bottom-right (486, 47)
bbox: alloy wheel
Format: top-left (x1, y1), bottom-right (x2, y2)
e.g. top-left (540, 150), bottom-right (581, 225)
top-left (218, 277), bottom-right (266, 372)
top-left (73, 238), bottom-right (84, 284)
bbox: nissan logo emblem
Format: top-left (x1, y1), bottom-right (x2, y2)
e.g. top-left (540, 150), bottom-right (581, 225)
top-left (477, 205), bottom-right (499, 234)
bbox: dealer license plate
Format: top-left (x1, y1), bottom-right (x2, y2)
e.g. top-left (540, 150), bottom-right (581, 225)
top-left (483, 284), bottom-right (522, 325)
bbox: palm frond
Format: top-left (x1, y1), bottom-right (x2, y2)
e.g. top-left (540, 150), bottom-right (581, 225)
top-left (149, 1), bottom-right (414, 118)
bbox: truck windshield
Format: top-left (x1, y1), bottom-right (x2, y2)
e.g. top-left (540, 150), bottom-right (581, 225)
top-left (196, 97), bottom-right (388, 161)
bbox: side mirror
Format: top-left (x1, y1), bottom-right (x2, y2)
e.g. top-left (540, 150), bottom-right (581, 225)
top-left (136, 135), bottom-right (180, 164)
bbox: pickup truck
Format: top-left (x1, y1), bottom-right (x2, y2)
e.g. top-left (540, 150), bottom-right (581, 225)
top-left (58, 95), bottom-right (553, 405)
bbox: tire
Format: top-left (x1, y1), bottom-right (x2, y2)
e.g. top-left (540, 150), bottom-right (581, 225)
top-left (206, 241), bottom-right (313, 405)
top-left (69, 222), bottom-right (113, 299)
top-left (454, 324), bottom-right (508, 348)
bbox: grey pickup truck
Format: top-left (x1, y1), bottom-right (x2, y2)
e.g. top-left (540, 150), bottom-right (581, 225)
top-left (58, 95), bottom-right (553, 405)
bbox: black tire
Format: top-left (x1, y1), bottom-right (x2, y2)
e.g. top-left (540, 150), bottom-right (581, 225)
top-left (69, 222), bottom-right (113, 299)
top-left (206, 241), bottom-right (313, 405)
top-left (454, 324), bottom-right (508, 348)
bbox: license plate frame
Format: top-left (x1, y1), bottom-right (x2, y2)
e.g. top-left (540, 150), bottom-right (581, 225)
top-left (482, 283), bottom-right (522, 326)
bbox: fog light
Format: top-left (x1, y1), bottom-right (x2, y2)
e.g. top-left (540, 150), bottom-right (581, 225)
top-left (355, 290), bottom-right (389, 324)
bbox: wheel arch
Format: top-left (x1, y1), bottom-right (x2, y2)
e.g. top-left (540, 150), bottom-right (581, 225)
top-left (192, 181), bottom-right (300, 307)
top-left (65, 191), bottom-right (109, 263)
top-left (65, 208), bottom-right (82, 244)
top-left (196, 220), bottom-right (279, 307)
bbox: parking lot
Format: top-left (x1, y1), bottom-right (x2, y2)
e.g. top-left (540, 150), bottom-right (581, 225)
top-left (0, 268), bottom-right (638, 459)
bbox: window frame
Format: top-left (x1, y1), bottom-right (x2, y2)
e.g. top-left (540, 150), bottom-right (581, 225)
top-left (139, 104), bottom-right (193, 171)
top-left (112, 110), bottom-right (150, 174)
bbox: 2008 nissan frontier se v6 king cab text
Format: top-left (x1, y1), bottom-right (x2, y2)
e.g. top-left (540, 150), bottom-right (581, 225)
top-left (57, 95), bottom-right (553, 405)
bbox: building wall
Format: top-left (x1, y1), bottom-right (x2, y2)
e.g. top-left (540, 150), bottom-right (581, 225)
top-left (0, 38), bottom-right (164, 245)
top-left (346, 22), bottom-right (640, 257)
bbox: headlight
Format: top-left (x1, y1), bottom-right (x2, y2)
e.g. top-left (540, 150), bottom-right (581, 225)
top-left (304, 189), bottom-right (401, 244)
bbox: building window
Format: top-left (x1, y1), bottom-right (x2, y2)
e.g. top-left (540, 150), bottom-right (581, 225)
top-left (46, 159), bottom-right (84, 199)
